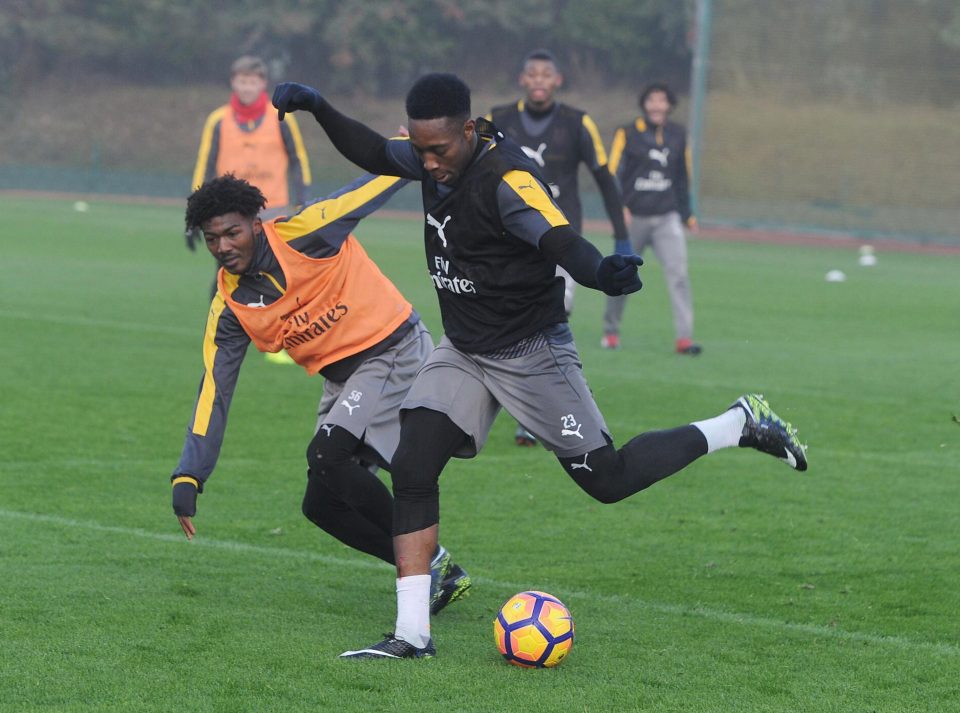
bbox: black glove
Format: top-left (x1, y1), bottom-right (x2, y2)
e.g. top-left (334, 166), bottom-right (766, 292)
top-left (172, 477), bottom-right (199, 517)
top-left (272, 82), bottom-right (325, 121)
top-left (184, 227), bottom-right (200, 252)
top-left (596, 254), bottom-right (644, 296)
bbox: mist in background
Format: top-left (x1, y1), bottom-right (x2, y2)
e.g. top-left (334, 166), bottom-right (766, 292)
top-left (2, 0), bottom-right (958, 243)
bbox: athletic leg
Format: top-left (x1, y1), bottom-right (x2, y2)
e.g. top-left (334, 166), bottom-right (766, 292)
top-left (558, 426), bottom-right (708, 503)
top-left (303, 424), bottom-right (395, 563)
top-left (390, 407), bottom-right (469, 557)
top-left (302, 470), bottom-right (395, 563)
top-left (602, 216), bottom-right (650, 346)
top-left (650, 212), bottom-right (695, 345)
top-left (388, 407), bottom-right (469, 648)
top-left (601, 295), bottom-right (628, 345)
top-left (341, 340), bottom-right (501, 658)
top-left (559, 394), bottom-right (808, 502)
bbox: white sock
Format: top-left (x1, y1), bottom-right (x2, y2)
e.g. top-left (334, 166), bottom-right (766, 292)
top-left (395, 574), bottom-right (431, 648)
top-left (691, 406), bottom-right (747, 453)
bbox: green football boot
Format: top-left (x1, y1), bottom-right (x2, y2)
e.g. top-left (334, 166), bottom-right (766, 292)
top-left (733, 393), bottom-right (808, 471)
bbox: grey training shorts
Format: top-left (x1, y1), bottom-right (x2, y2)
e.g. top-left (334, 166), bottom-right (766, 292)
top-left (401, 333), bottom-right (611, 459)
top-left (316, 321), bottom-right (433, 465)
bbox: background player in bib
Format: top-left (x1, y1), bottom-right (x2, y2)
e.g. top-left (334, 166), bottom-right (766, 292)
top-left (191, 56), bottom-right (312, 221)
top-left (171, 174), bottom-right (470, 616)
top-left (273, 74), bottom-right (808, 661)
top-left (189, 56), bottom-right (313, 351)
top-left (489, 48), bottom-right (630, 447)
top-left (602, 81), bottom-right (701, 355)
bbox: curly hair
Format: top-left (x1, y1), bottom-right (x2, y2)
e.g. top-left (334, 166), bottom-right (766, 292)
top-left (185, 175), bottom-right (266, 230)
top-left (405, 73), bottom-right (471, 121)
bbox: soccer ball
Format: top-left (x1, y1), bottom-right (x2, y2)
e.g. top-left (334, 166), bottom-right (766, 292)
top-left (493, 590), bottom-right (574, 668)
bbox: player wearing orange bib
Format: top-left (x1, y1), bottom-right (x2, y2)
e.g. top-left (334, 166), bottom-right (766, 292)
top-left (170, 174), bottom-right (470, 615)
top-left (191, 56), bottom-right (311, 217)
top-left (189, 55), bottom-right (314, 344)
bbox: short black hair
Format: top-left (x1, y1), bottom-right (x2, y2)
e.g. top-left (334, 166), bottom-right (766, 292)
top-left (639, 82), bottom-right (677, 109)
top-left (185, 175), bottom-right (265, 230)
top-left (405, 73), bottom-right (471, 121)
top-left (522, 48), bottom-right (559, 70)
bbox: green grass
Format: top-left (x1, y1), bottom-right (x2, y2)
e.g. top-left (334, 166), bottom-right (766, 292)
top-left (1, 195), bottom-right (958, 712)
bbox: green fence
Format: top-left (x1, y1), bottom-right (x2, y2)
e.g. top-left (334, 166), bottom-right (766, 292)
top-left (4, 1), bottom-right (958, 246)
top-left (693, 0), bottom-right (960, 245)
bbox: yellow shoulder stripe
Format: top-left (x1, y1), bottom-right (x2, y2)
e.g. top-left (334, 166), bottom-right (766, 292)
top-left (581, 114), bottom-right (608, 166)
top-left (274, 174), bottom-right (403, 241)
top-left (502, 170), bottom-right (568, 228)
top-left (258, 271), bottom-right (285, 294)
top-left (192, 106), bottom-right (228, 190)
top-left (192, 292), bottom-right (227, 436)
top-left (221, 270), bottom-right (240, 294)
top-left (284, 114), bottom-right (312, 185)
top-left (608, 128), bottom-right (626, 175)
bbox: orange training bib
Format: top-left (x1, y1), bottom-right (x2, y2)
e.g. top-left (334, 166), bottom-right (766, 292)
top-left (220, 224), bottom-right (413, 374)
top-left (216, 109), bottom-right (290, 208)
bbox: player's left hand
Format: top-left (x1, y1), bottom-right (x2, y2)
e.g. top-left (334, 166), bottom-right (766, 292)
top-left (596, 254), bottom-right (643, 296)
top-left (686, 216), bottom-right (699, 231)
top-left (272, 82), bottom-right (325, 121)
top-left (172, 478), bottom-right (199, 540)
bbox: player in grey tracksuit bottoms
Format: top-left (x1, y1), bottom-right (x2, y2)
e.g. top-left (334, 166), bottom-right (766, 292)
top-left (602, 82), bottom-right (702, 355)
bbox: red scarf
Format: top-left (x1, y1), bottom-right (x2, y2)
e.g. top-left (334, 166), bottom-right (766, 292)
top-left (230, 91), bottom-right (268, 124)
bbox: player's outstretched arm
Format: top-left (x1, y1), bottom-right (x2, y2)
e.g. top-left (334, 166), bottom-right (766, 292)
top-left (169, 298), bottom-right (248, 541)
top-left (272, 82), bottom-right (396, 176)
top-left (539, 226), bottom-right (643, 296)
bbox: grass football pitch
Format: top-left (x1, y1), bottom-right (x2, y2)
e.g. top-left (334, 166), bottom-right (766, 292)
top-left (1, 195), bottom-right (957, 712)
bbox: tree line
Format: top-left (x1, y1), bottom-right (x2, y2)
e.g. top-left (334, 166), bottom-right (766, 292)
top-left (3, 0), bottom-right (957, 102)
top-left (1, 0), bottom-right (693, 95)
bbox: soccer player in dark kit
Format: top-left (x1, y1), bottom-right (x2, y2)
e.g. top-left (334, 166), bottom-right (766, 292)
top-left (489, 48), bottom-right (630, 447)
top-left (603, 81), bottom-right (701, 355)
top-left (489, 49), bottom-right (629, 315)
top-left (273, 73), bottom-right (808, 660)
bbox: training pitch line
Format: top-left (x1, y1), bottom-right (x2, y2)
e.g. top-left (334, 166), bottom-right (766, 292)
top-left (1, 508), bottom-right (956, 659)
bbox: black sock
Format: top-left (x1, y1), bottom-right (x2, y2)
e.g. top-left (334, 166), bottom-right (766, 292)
top-left (559, 425), bottom-right (708, 503)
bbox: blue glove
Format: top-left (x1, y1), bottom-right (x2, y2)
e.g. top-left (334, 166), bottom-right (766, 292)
top-left (272, 82), bottom-right (325, 121)
top-left (596, 255), bottom-right (644, 296)
top-left (614, 239), bottom-right (632, 256)
top-left (171, 477), bottom-right (199, 517)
